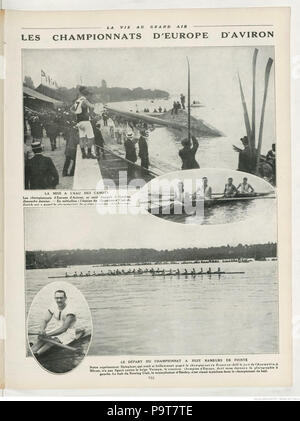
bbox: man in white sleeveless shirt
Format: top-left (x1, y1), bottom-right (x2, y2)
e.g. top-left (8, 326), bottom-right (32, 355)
top-left (71, 86), bottom-right (96, 159)
top-left (31, 290), bottom-right (77, 356)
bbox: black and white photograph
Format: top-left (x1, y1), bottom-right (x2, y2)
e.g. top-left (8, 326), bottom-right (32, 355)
top-left (25, 206), bottom-right (278, 356)
top-left (23, 46), bottom-right (276, 191)
top-left (27, 281), bottom-right (92, 374)
top-left (135, 167), bottom-right (275, 225)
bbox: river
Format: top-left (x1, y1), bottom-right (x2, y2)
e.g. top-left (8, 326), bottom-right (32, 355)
top-left (26, 260), bottom-right (278, 356)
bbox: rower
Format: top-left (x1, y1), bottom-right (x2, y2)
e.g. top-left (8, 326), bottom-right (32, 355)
top-left (224, 178), bottom-right (238, 198)
top-left (207, 267), bottom-right (212, 274)
top-left (195, 177), bottom-right (212, 200)
top-left (79, 272), bottom-right (83, 277)
top-left (71, 86), bottom-right (96, 159)
top-left (73, 272), bottom-right (78, 277)
top-left (237, 177), bottom-right (255, 195)
top-left (217, 267), bottom-right (221, 273)
top-left (65, 272), bottom-right (68, 278)
top-left (31, 290), bottom-right (78, 357)
top-left (199, 268), bottom-right (203, 274)
top-left (191, 268), bottom-right (196, 275)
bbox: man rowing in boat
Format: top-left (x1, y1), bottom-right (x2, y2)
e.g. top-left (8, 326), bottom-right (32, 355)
top-left (224, 178), bottom-right (238, 198)
top-left (237, 177), bottom-right (255, 195)
top-left (194, 177), bottom-right (212, 200)
top-left (31, 290), bottom-right (78, 356)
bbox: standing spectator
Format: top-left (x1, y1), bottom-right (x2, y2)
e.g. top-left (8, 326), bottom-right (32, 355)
top-left (44, 116), bottom-right (58, 151)
top-left (93, 121), bottom-right (105, 158)
top-left (62, 126), bottom-right (79, 177)
top-left (102, 111), bottom-right (108, 126)
top-left (180, 94), bottom-right (186, 110)
top-left (30, 116), bottom-right (44, 142)
top-left (124, 132), bottom-right (137, 179)
top-left (138, 130), bottom-right (150, 171)
top-left (25, 141), bottom-right (59, 189)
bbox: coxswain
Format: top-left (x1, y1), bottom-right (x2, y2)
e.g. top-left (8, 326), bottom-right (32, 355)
top-left (237, 177), bottom-right (255, 195)
top-left (224, 178), bottom-right (238, 198)
top-left (179, 136), bottom-right (200, 170)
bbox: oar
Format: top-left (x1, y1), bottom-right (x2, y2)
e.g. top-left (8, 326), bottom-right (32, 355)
top-left (251, 48), bottom-right (259, 155)
top-left (256, 57), bottom-right (273, 174)
top-left (28, 333), bottom-right (77, 352)
top-left (186, 56), bottom-right (191, 143)
top-left (238, 72), bottom-right (252, 151)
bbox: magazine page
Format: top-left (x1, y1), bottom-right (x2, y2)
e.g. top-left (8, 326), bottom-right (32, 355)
top-left (3, 7), bottom-right (291, 389)
top-left (0, 9), bottom-right (4, 392)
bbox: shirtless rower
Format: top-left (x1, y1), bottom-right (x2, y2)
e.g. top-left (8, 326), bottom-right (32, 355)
top-left (71, 86), bottom-right (96, 159)
top-left (31, 290), bottom-right (78, 356)
top-left (224, 178), bottom-right (238, 198)
top-left (237, 177), bottom-right (255, 195)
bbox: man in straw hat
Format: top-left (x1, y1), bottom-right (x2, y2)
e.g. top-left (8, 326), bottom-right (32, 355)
top-left (124, 131), bottom-right (137, 179)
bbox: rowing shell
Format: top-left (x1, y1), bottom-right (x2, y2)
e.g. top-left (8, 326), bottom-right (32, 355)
top-left (148, 192), bottom-right (274, 215)
top-left (30, 330), bottom-right (92, 374)
top-left (49, 271), bottom-right (245, 279)
top-left (137, 271), bottom-right (245, 276)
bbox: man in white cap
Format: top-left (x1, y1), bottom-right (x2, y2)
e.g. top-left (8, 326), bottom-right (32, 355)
top-left (71, 86), bottom-right (96, 159)
top-left (124, 132), bottom-right (137, 179)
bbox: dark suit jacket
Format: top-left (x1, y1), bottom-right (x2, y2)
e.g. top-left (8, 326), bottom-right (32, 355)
top-left (124, 139), bottom-right (137, 163)
top-left (25, 154), bottom-right (59, 189)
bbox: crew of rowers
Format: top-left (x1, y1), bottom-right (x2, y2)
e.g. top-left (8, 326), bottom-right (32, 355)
top-left (175, 176), bottom-right (255, 202)
top-left (65, 267), bottom-right (223, 277)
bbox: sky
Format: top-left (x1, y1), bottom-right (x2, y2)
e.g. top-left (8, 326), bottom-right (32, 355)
top-left (23, 46), bottom-right (276, 148)
top-left (25, 205), bottom-right (277, 251)
top-left (22, 46), bottom-right (275, 99)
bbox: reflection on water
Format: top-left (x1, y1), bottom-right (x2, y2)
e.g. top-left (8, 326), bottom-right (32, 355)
top-left (155, 197), bottom-right (276, 225)
top-left (26, 261), bottom-right (278, 356)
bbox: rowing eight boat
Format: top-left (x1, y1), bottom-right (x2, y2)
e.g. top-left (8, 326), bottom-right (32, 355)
top-left (48, 271), bottom-right (245, 279)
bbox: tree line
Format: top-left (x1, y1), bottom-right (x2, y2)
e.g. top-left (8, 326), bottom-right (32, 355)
top-left (23, 77), bottom-right (169, 104)
top-left (26, 243), bottom-right (277, 269)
